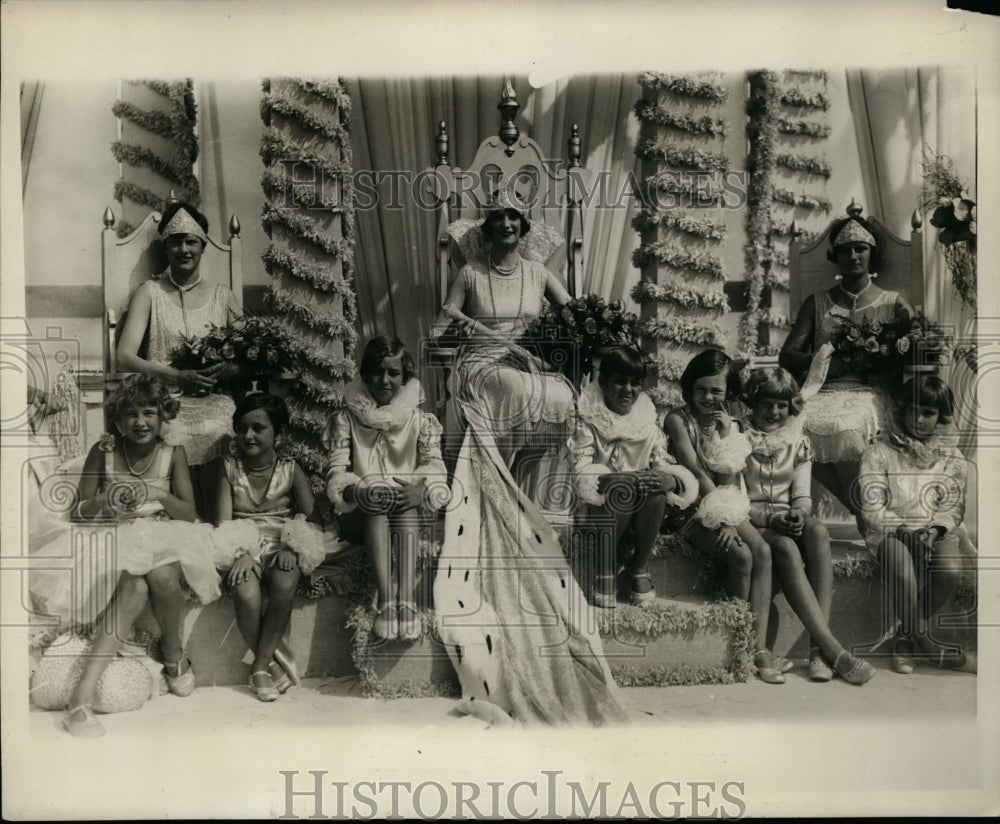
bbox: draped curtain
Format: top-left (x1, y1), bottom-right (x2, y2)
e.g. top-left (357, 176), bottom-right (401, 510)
top-left (845, 66), bottom-right (976, 333)
top-left (348, 75), bottom-right (642, 354)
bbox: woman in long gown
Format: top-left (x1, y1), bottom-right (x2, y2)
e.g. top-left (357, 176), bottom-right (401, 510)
top-left (779, 215), bottom-right (914, 520)
top-left (116, 203), bottom-right (242, 517)
top-left (430, 196), bottom-right (629, 726)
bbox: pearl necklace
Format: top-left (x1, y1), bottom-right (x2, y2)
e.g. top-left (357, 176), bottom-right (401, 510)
top-left (123, 442), bottom-right (158, 477)
top-left (489, 252), bottom-right (520, 276)
top-left (242, 457), bottom-right (277, 509)
top-left (168, 271), bottom-right (203, 337)
top-left (487, 257), bottom-right (525, 326)
top-left (242, 456), bottom-right (277, 476)
top-left (838, 280), bottom-right (872, 320)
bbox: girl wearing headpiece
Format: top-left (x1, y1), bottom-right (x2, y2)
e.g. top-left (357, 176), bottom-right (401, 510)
top-left (429, 188), bottom-right (629, 726)
top-left (117, 203), bottom-right (242, 517)
top-left (779, 214), bottom-right (914, 523)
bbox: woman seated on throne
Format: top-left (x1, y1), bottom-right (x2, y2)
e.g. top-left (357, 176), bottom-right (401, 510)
top-left (429, 190), bottom-right (628, 726)
top-left (116, 203), bottom-right (242, 517)
top-left (780, 215), bottom-right (914, 524)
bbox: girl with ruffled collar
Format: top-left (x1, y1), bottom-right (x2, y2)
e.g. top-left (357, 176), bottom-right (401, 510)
top-left (859, 376), bottom-right (972, 673)
top-left (572, 348), bottom-right (698, 608)
top-left (742, 367), bottom-right (875, 685)
top-left (325, 337), bottom-right (446, 641)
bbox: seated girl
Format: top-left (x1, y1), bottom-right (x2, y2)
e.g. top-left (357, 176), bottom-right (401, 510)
top-left (572, 347), bottom-right (697, 608)
top-left (859, 375), bottom-right (971, 672)
top-left (215, 393), bottom-right (328, 701)
top-left (742, 367), bottom-right (875, 684)
top-left (326, 336), bottom-right (446, 641)
top-left (33, 375), bottom-right (220, 737)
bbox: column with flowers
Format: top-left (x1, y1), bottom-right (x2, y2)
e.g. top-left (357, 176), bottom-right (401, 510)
top-left (631, 73), bottom-right (731, 411)
top-left (259, 78), bottom-right (359, 499)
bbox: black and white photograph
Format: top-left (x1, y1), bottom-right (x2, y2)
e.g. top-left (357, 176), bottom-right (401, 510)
top-left (2, 0), bottom-right (998, 819)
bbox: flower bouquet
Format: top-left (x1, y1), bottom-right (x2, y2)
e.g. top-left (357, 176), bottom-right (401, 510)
top-left (921, 153), bottom-right (977, 307)
top-left (891, 314), bottom-right (954, 370)
top-left (170, 314), bottom-right (298, 393)
top-left (829, 315), bottom-right (900, 377)
top-left (519, 294), bottom-right (641, 386)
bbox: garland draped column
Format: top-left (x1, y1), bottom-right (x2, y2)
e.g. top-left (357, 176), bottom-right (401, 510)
top-left (259, 78), bottom-right (358, 495)
top-left (632, 73), bottom-right (731, 411)
top-left (111, 80), bottom-right (200, 236)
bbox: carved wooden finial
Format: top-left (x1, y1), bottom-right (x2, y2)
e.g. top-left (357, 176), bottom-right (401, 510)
top-left (846, 198), bottom-right (863, 218)
top-left (435, 121), bottom-right (449, 166)
top-left (229, 214), bottom-right (241, 238)
top-left (166, 189), bottom-right (179, 206)
top-left (567, 124), bottom-right (581, 168)
top-left (103, 206), bottom-right (115, 228)
top-left (910, 209), bottom-right (923, 231)
top-left (497, 78), bottom-right (520, 157)
top-left (789, 219), bottom-right (800, 238)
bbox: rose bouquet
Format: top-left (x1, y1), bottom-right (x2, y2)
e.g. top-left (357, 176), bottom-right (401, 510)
top-left (921, 153), bottom-right (977, 307)
top-left (170, 314), bottom-right (297, 384)
top-left (519, 294), bottom-right (642, 385)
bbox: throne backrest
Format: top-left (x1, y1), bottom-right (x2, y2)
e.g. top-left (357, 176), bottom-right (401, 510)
top-left (426, 82), bottom-right (593, 302)
top-left (788, 202), bottom-right (923, 318)
top-left (101, 205), bottom-right (242, 377)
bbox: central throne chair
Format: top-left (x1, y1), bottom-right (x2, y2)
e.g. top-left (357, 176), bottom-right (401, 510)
top-left (421, 80), bottom-right (598, 482)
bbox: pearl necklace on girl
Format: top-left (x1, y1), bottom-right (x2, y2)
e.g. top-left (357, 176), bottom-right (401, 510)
top-left (123, 442), bottom-right (158, 476)
top-left (167, 271), bottom-right (203, 337)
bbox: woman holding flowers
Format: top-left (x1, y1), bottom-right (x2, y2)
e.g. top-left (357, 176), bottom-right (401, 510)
top-left (429, 191), bottom-right (628, 726)
top-left (779, 214), bottom-right (914, 523)
top-left (117, 202), bottom-right (242, 515)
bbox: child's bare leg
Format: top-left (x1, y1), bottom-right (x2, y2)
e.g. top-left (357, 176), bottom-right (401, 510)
top-left (736, 520), bottom-right (773, 649)
top-left (687, 521), bottom-right (752, 601)
top-left (365, 513), bottom-right (396, 638)
top-left (629, 491), bottom-right (666, 592)
top-left (767, 531), bottom-right (844, 662)
top-left (145, 563), bottom-right (187, 664)
top-left (394, 509), bottom-right (422, 639)
top-left (877, 535), bottom-right (918, 638)
top-left (252, 566), bottom-right (300, 673)
top-left (800, 516), bottom-right (833, 648)
top-left (913, 538), bottom-right (964, 659)
top-left (232, 577), bottom-right (263, 652)
top-left (67, 573), bottom-right (149, 713)
top-left (593, 490), bottom-right (634, 603)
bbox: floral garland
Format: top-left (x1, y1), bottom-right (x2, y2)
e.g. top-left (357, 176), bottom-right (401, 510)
top-left (111, 80), bottom-right (199, 237)
top-left (347, 605), bottom-right (460, 699)
top-left (776, 118), bottom-right (831, 138)
top-left (642, 317), bottom-right (726, 347)
top-left (776, 152), bottom-right (831, 178)
top-left (631, 242), bottom-right (723, 279)
top-left (631, 280), bottom-right (729, 313)
top-left (631, 208), bottom-right (726, 240)
top-left (642, 173), bottom-right (724, 204)
top-left (779, 87), bottom-right (830, 110)
top-left (649, 352), bottom-right (690, 381)
top-left (260, 77), bottom-right (359, 506)
top-left (634, 139), bottom-right (729, 173)
top-left (638, 72), bottom-right (729, 103)
top-left (772, 187), bottom-right (832, 212)
top-left (646, 385), bottom-right (685, 413)
top-left (632, 101), bottom-right (727, 137)
top-left (742, 70), bottom-right (779, 356)
top-left (597, 598), bottom-right (755, 685)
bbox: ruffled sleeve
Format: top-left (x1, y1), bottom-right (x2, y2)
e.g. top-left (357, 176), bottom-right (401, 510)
top-left (414, 412), bottom-right (450, 511)
top-left (571, 422), bottom-right (611, 507)
top-left (325, 411), bottom-right (360, 514)
top-left (790, 436), bottom-right (814, 514)
top-left (931, 450), bottom-right (968, 536)
top-left (859, 442), bottom-right (896, 552)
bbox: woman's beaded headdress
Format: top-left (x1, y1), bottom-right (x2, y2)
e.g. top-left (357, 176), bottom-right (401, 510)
top-left (831, 218), bottom-right (876, 248)
top-left (160, 207), bottom-right (208, 243)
